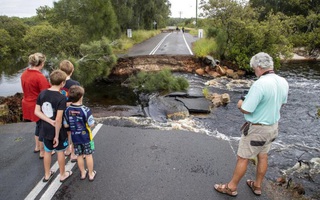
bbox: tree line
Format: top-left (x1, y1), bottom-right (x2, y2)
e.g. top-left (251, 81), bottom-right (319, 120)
top-left (0, 0), bottom-right (170, 85)
top-left (0, 0), bottom-right (319, 82)
top-left (197, 0), bottom-right (320, 69)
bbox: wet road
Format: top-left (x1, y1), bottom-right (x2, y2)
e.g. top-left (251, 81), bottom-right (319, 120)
top-left (127, 31), bottom-right (198, 56)
top-left (0, 122), bottom-right (276, 200)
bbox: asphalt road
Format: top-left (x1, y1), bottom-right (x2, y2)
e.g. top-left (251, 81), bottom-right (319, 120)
top-left (127, 31), bottom-right (198, 56)
top-left (0, 122), bottom-right (275, 200)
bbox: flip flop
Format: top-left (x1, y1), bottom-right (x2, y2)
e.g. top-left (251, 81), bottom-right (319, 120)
top-left (42, 171), bottom-right (55, 182)
top-left (60, 171), bottom-right (73, 183)
top-left (89, 170), bottom-right (97, 182)
top-left (64, 151), bottom-right (71, 156)
top-left (80, 169), bottom-right (88, 180)
top-left (34, 150), bottom-right (40, 153)
top-left (71, 158), bottom-right (77, 163)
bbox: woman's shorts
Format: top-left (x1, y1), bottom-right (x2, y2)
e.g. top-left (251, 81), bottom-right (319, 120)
top-left (237, 123), bottom-right (278, 159)
top-left (43, 138), bottom-right (69, 152)
top-left (74, 141), bottom-right (95, 155)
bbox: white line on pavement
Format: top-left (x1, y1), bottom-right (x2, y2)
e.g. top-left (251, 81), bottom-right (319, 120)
top-left (182, 34), bottom-right (193, 55)
top-left (24, 123), bottom-right (103, 200)
top-left (149, 33), bottom-right (172, 55)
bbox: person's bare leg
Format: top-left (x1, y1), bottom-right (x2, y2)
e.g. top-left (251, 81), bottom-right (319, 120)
top-left (64, 132), bottom-right (72, 155)
top-left (255, 153), bottom-right (268, 187)
top-left (228, 156), bottom-right (249, 190)
top-left (43, 151), bottom-right (52, 179)
top-left (34, 136), bottom-right (40, 151)
top-left (57, 151), bottom-right (67, 180)
top-left (77, 154), bottom-right (86, 178)
top-left (86, 155), bottom-right (95, 179)
top-left (70, 143), bottom-right (78, 161)
top-left (39, 141), bottom-right (45, 158)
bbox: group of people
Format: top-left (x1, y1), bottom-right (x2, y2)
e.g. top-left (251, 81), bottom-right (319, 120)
top-left (20, 52), bottom-right (289, 196)
top-left (21, 53), bottom-right (97, 183)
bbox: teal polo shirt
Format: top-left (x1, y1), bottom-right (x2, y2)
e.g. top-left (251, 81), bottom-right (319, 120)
top-left (242, 74), bottom-right (289, 125)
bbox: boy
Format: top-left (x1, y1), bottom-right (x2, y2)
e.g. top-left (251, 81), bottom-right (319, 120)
top-left (59, 60), bottom-right (80, 162)
top-left (64, 85), bottom-right (96, 181)
top-left (34, 69), bottom-right (73, 183)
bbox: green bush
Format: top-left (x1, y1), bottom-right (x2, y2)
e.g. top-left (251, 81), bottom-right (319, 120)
top-left (128, 68), bottom-right (189, 93)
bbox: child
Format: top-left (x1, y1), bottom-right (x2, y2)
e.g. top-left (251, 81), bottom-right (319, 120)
top-left (59, 60), bottom-right (80, 162)
top-left (34, 69), bottom-right (73, 183)
top-left (64, 85), bottom-right (96, 181)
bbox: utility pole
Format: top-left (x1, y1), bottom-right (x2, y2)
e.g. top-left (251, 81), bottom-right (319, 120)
top-left (179, 11), bottom-right (182, 19)
top-left (196, 0), bottom-right (198, 26)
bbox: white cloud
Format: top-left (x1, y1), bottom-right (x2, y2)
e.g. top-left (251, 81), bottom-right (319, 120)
top-left (0, 0), bottom-right (200, 19)
top-left (169, 0), bottom-right (199, 19)
top-left (0, 0), bottom-right (54, 17)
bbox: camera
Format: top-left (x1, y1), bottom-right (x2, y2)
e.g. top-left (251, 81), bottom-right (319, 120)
top-left (240, 90), bottom-right (248, 101)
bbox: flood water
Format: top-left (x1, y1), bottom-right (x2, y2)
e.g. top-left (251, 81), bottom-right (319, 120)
top-left (1, 60), bottom-right (320, 199)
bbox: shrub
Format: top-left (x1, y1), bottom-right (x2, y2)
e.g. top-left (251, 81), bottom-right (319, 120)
top-left (128, 68), bottom-right (189, 93)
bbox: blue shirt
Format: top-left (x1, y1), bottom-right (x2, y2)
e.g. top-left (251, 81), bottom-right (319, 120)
top-left (242, 73), bottom-right (289, 125)
top-left (64, 104), bottom-right (95, 144)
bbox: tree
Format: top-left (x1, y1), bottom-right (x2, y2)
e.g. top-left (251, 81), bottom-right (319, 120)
top-left (76, 37), bottom-right (117, 85)
top-left (200, 0), bottom-right (292, 69)
top-left (0, 29), bottom-right (13, 57)
top-left (50, 0), bottom-right (120, 41)
top-left (0, 16), bottom-right (27, 56)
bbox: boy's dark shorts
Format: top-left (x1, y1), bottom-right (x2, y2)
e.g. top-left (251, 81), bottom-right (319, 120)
top-left (35, 120), bottom-right (41, 137)
top-left (74, 141), bottom-right (95, 155)
top-left (43, 138), bottom-right (69, 152)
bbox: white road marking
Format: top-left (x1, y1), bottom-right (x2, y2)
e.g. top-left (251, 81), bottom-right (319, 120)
top-left (24, 123), bottom-right (103, 200)
top-left (149, 33), bottom-right (172, 55)
top-left (182, 34), bottom-right (193, 55)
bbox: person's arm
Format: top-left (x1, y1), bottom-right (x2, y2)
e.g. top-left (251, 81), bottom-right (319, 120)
top-left (86, 108), bottom-right (95, 128)
top-left (237, 100), bottom-right (251, 114)
top-left (53, 110), bottom-right (64, 148)
top-left (63, 114), bottom-right (70, 128)
top-left (34, 105), bottom-right (55, 126)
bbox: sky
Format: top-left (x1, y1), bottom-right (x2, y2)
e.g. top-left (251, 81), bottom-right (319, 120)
top-left (0, 0), bottom-right (198, 19)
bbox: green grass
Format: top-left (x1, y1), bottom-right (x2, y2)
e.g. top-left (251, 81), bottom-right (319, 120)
top-left (192, 38), bottom-right (217, 58)
top-left (112, 30), bottom-right (160, 54)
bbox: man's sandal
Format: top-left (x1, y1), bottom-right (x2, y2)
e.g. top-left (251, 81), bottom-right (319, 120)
top-left (214, 183), bottom-right (238, 197)
top-left (246, 180), bottom-right (262, 196)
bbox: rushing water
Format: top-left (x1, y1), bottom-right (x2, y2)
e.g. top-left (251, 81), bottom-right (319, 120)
top-left (1, 61), bottom-right (320, 198)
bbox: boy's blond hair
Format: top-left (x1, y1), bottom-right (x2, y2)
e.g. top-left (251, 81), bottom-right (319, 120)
top-left (69, 85), bottom-right (85, 102)
top-left (59, 60), bottom-right (74, 75)
top-left (50, 70), bottom-right (67, 86)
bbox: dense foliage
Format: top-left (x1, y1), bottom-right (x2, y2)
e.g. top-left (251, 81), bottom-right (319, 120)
top-left (190, 0), bottom-right (319, 69)
top-left (128, 69), bottom-right (189, 93)
top-left (0, 0), bottom-right (170, 85)
top-left (0, 0), bottom-right (319, 78)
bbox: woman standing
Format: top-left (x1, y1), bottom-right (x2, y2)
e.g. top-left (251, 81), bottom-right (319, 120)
top-left (21, 53), bottom-right (50, 158)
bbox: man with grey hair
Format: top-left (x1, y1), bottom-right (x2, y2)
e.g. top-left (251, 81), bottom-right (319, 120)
top-left (214, 52), bottom-right (289, 197)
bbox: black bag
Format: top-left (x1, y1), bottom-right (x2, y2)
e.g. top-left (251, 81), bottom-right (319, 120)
top-left (240, 122), bottom-right (250, 136)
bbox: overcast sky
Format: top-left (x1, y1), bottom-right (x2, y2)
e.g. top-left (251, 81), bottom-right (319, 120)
top-left (0, 0), bottom-right (198, 19)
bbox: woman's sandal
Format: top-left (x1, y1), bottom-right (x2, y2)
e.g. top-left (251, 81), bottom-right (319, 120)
top-left (214, 183), bottom-right (238, 197)
top-left (246, 180), bottom-right (262, 196)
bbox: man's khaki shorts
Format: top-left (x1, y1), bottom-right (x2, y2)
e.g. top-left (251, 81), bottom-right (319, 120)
top-left (237, 122), bottom-right (278, 159)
